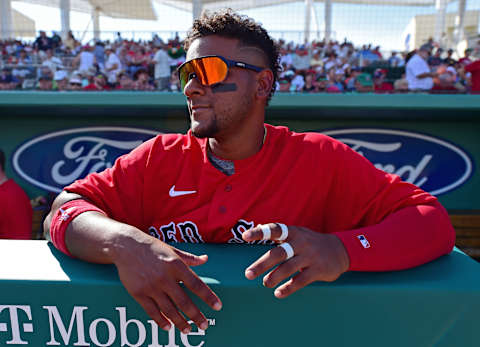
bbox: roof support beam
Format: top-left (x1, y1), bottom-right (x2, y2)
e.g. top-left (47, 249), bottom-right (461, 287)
top-left (304, 0), bottom-right (312, 42)
top-left (325, 0), bottom-right (332, 43)
top-left (0, 0), bottom-right (13, 40)
top-left (93, 6), bottom-right (100, 41)
top-left (60, 0), bottom-right (71, 41)
top-left (434, 0), bottom-right (447, 45)
top-left (454, 0), bottom-right (466, 45)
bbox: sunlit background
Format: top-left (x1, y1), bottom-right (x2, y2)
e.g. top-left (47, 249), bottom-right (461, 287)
top-left (1, 0), bottom-right (479, 53)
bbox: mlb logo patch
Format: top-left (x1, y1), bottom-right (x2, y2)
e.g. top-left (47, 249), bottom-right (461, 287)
top-left (357, 234), bottom-right (370, 249)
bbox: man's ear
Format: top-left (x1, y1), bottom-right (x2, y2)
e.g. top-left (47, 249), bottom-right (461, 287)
top-left (256, 69), bottom-right (274, 99)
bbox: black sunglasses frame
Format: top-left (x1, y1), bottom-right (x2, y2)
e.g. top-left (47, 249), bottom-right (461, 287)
top-left (177, 55), bottom-right (264, 90)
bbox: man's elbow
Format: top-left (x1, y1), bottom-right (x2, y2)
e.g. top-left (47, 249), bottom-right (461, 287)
top-left (428, 200), bottom-right (456, 255)
top-left (42, 191), bottom-right (85, 239)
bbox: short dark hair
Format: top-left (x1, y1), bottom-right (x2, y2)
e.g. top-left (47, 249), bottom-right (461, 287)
top-left (184, 9), bottom-right (280, 104)
top-left (0, 149), bottom-right (5, 172)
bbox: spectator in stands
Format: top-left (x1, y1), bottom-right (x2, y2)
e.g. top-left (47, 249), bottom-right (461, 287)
top-left (68, 74), bottom-right (83, 91)
top-left (292, 45), bottom-right (311, 72)
top-left (373, 69), bottom-right (393, 93)
top-left (323, 51), bottom-right (339, 72)
top-left (302, 71), bottom-right (316, 93)
top-left (104, 45), bottom-right (122, 87)
top-left (53, 70), bottom-right (69, 91)
top-left (463, 59), bottom-right (480, 93)
top-left (0, 67), bottom-right (19, 90)
top-left (345, 66), bottom-right (361, 91)
top-left (406, 44), bottom-right (436, 91)
top-left (42, 48), bottom-right (63, 74)
top-left (430, 71), bottom-right (459, 94)
top-left (287, 70), bottom-right (304, 92)
top-left (33, 31), bottom-right (52, 57)
top-left (12, 52), bottom-right (34, 85)
top-left (428, 48), bottom-right (443, 67)
top-left (388, 51), bottom-right (403, 67)
top-left (116, 72), bottom-right (134, 90)
top-left (73, 45), bottom-right (96, 76)
top-left (443, 49), bottom-right (456, 66)
top-left (277, 76), bottom-right (292, 92)
top-left (37, 74), bottom-right (53, 91)
top-left (127, 45), bottom-right (149, 78)
top-left (310, 50), bottom-right (323, 71)
top-left (314, 74), bottom-right (329, 92)
top-left (133, 69), bottom-right (155, 91)
top-left (65, 31), bottom-right (77, 51)
top-left (51, 31), bottom-right (62, 51)
top-left (94, 41), bottom-right (106, 71)
top-left (168, 70), bottom-right (181, 92)
top-left (458, 48), bottom-right (473, 67)
top-left (0, 149), bottom-right (32, 239)
top-left (279, 46), bottom-right (293, 70)
top-left (152, 43), bottom-right (171, 91)
top-left (372, 46), bottom-right (383, 59)
top-left (394, 74), bottom-right (409, 92)
top-left (354, 73), bottom-right (374, 93)
top-left (84, 73), bottom-right (109, 91)
top-left (328, 68), bottom-right (345, 92)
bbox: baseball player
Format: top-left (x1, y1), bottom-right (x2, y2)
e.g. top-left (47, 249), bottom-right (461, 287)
top-left (44, 10), bottom-right (455, 335)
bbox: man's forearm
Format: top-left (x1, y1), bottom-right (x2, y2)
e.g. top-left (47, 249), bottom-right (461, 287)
top-left (43, 191), bottom-right (148, 264)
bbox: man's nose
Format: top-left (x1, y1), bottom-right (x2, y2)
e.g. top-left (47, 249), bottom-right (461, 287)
top-left (183, 76), bottom-right (207, 97)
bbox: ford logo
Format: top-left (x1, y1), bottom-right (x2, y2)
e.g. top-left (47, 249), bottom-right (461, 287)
top-left (322, 128), bottom-right (473, 196)
top-left (12, 127), bottom-right (160, 193)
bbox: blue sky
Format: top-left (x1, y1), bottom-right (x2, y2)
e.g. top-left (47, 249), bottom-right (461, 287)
top-left (11, 0), bottom-right (480, 51)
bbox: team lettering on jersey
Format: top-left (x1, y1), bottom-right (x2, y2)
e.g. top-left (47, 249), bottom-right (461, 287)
top-left (148, 219), bottom-right (274, 244)
top-left (149, 221), bottom-right (204, 243)
top-left (227, 219), bottom-right (274, 245)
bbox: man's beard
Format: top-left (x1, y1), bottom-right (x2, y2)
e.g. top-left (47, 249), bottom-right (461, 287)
top-left (191, 116), bottom-right (219, 139)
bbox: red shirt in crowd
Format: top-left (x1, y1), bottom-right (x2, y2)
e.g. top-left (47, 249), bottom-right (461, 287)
top-left (465, 60), bottom-right (480, 93)
top-left (374, 82), bottom-right (394, 93)
top-left (0, 179), bottom-right (32, 239)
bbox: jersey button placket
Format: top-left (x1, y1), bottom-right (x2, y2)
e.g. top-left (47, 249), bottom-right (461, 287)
top-left (225, 184), bottom-right (232, 192)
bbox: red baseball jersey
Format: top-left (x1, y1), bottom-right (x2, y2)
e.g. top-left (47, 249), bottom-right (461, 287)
top-left (0, 179), bottom-right (33, 240)
top-left (65, 124), bottom-right (455, 270)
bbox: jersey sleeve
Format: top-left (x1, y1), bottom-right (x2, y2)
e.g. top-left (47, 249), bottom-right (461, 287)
top-left (64, 137), bottom-right (155, 230)
top-left (316, 136), bottom-right (455, 271)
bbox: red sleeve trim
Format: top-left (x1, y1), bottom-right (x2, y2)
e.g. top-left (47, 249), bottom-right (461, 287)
top-left (334, 201), bottom-right (455, 271)
top-left (50, 199), bottom-right (106, 257)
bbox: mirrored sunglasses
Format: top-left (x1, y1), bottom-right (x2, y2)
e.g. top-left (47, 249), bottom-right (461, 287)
top-left (177, 55), bottom-right (264, 92)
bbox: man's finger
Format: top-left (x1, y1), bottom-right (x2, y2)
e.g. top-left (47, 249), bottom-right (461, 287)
top-left (137, 296), bottom-right (172, 331)
top-left (242, 223), bottom-right (290, 242)
top-left (245, 245), bottom-right (289, 280)
top-left (165, 282), bottom-right (209, 331)
top-left (262, 255), bottom-right (305, 288)
top-left (173, 248), bottom-right (209, 267)
top-left (180, 266), bottom-right (223, 312)
top-left (152, 291), bottom-right (192, 334)
top-left (274, 267), bottom-right (316, 299)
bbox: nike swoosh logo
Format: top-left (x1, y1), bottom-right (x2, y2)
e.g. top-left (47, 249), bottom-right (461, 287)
top-left (169, 185), bottom-right (197, 197)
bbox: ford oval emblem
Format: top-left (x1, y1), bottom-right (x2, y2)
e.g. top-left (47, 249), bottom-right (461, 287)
top-left (322, 128), bottom-right (473, 196)
top-left (12, 127), bottom-right (160, 193)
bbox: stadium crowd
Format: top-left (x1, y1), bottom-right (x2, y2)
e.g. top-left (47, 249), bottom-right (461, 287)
top-left (1, 30), bottom-right (480, 93)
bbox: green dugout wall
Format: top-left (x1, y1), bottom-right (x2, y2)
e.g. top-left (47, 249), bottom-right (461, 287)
top-left (0, 240), bottom-right (479, 347)
top-left (1, 91), bottom-right (479, 211)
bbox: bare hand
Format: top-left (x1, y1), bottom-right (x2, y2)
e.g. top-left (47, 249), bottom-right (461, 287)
top-left (112, 233), bottom-right (222, 334)
top-left (242, 224), bottom-right (350, 298)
